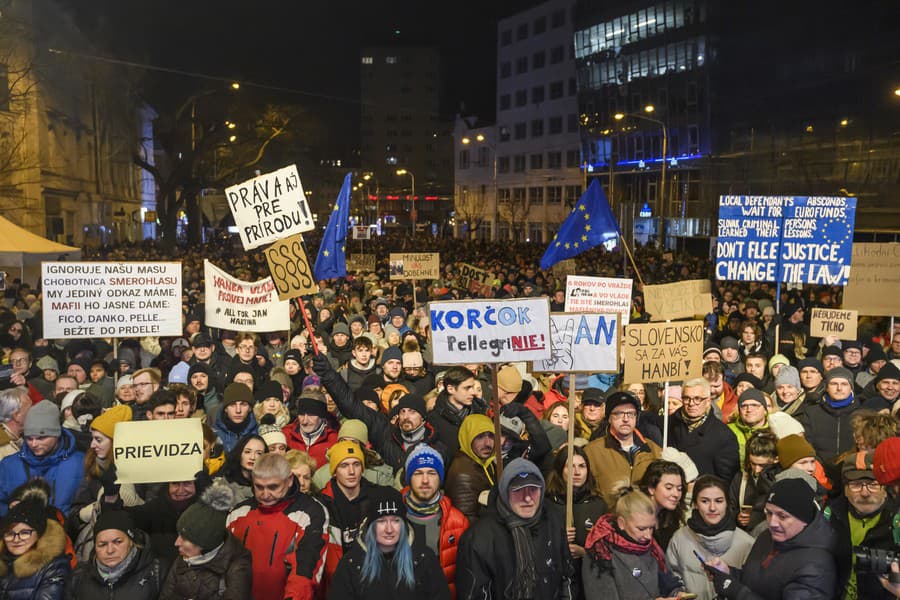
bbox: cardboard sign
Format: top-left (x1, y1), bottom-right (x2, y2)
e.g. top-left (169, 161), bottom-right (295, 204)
top-left (225, 164), bottom-right (313, 250)
top-left (715, 195), bottom-right (856, 285)
top-left (41, 262), bottom-right (182, 339)
top-left (565, 275), bottom-right (633, 325)
top-left (842, 244), bottom-right (900, 316)
top-left (532, 313), bottom-right (620, 373)
top-left (552, 259), bottom-right (577, 278)
top-left (143, 211), bottom-right (157, 223)
top-left (389, 252), bottom-right (440, 280)
top-left (346, 254), bottom-right (376, 273)
top-left (204, 260), bottom-right (290, 332)
top-left (457, 263), bottom-right (494, 297)
top-left (352, 226), bottom-right (371, 240)
top-left (113, 419), bottom-right (203, 484)
top-left (263, 233), bottom-right (318, 300)
top-left (623, 320), bottom-right (704, 383)
top-left (810, 308), bottom-right (858, 340)
top-left (643, 279), bottom-right (711, 322)
top-left (429, 297), bottom-right (551, 365)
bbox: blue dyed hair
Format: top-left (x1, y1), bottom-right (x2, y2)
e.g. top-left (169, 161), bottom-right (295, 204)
top-left (359, 517), bottom-right (415, 589)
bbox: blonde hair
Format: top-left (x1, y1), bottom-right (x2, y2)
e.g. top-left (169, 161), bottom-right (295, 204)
top-left (285, 449), bottom-right (317, 474)
top-left (615, 489), bottom-right (656, 519)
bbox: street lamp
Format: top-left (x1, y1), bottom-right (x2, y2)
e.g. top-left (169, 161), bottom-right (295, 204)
top-left (614, 105), bottom-right (668, 216)
top-left (362, 172), bottom-right (380, 228)
top-left (461, 134), bottom-right (497, 240)
top-left (396, 168), bottom-right (415, 237)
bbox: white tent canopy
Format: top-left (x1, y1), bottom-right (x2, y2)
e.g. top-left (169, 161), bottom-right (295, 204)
top-left (0, 215), bottom-right (81, 285)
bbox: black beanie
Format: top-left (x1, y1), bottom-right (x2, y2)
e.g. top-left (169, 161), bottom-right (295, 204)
top-left (94, 509), bottom-right (136, 538)
top-left (1, 500), bottom-right (48, 537)
top-left (188, 363), bottom-right (210, 379)
top-left (255, 380), bottom-right (284, 403)
top-left (284, 349), bottom-right (304, 366)
top-left (734, 372), bottom-right (763, 389)
top-left (766, 478), bottom-right (818, 524)
top-left (395, 392), bottom-right (427, 417)
top-left (354, 387), bottom-right (381, 408)
top-left (296, 396), bottom-right (328, 418)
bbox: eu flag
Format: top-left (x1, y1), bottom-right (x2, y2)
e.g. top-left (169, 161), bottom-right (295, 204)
top-left (313, 172), bottom-right (351, 281)
top-left (540, 179), bottom-right (619, 270)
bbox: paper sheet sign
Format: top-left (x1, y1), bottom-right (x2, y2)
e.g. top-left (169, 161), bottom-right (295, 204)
top-left (623, 321), bottom-right (704, 383)
top-left (113, 419), bottom-right (203, 484)
top-left (429, 297), bottom-right (551, 365)
top-left (204, 260), bottom-right (290, 332)
top-left (41, 262), bottom-right (182, 339)
top-left (225, 164), bottom-right (313, 250)
top-left (842, 244), bottom-right (900, 316)
top-left (809, 308), bottom-right (858, 340)
top-left (389, 253), bottom-right (440, 280)
top-left (565, 275), bottom-right (633, 324)
top-left (532, 313), bottom-right (620, 373)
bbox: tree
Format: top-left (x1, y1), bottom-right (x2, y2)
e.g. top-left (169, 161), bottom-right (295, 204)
top-left (497, 191), bottom-right (531, 241)
top-left (454, 185), bottom-right (489, 240)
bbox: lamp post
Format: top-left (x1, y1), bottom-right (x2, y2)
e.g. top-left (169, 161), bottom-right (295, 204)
top-left (362, 172), bottom-right (380, 230)
top-left (614, 105), bottom-right (668, 217)
top-left (396, 168), bottom-right (415, 237)
top-left (461, 133), bottom-right (497, 241)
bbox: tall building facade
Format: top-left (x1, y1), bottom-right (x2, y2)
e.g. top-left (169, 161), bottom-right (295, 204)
top-left (454, 0), bottom-right (583, 242)
top-left (359, 45), bottom-right (453, 235)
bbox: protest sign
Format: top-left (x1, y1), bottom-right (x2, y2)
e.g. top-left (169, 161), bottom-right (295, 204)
top-left (42, 262), bottom-right (181, 339)
top-left (842, 243), bottom-right (900, 316)
top-left (715, 196), bottom-right (856, 285)
top-left (389, 252), bottom-right (440, 280)
top-left (552, 259), bottom-right (577, 278)
top-left (225, 164), bottom-right (313, 250)
top-left (457, 263), bottom-right (494, 297)
top-left (113, 419), bottom-right (203, 484)
top-left (623, 320), bottom-right (704, 383)
top-left (429, 297), bottom-right (551, 364)
top-left (352, 226), bottom-right (371, 240)
top-left (346, 254), bottom-right (376, 273)
top-left (810, 308), bottom-right (858, 340)
top-left (204, 260), bottom-right (290, 332)
top-left (643, 279), bottom-right (711, 322)
top-left (532, 313), bottom-right (620, 373)
top-left (263, 233), bottom-right (318, 300)
top-left (565, 275), bottom-right (633, 324)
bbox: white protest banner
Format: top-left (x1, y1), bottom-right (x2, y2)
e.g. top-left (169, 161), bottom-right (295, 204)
top-left (113, 419), bottom-right (203, 484)
top-left (623, 320), bottom-right (704, 384)
top-left (810, 308), bottom-right (858, 340)
top-left (842, 244), bottom-right (900, 316)
top-left (389, 252), bottom-right (440, 280)
top-left (225, 164), bottom-right (313, 250)
top-left (643, 279), bottom-right (711, 322)
top-left (457, 262), bottom-right (494, 297)
top-left (204, 260), bottom-right (290, 332)
top-left (263, 233), bottom-right (318, 301)
top-left (347, 254), bottom-right (376, 273)
top-left (42, 262), bottom-right (181, 339)
top-left (532, 313), bottom-right (620, 373)
top-left (565, 275), bottom-right (633, 324)
top-left (352, 225), bottom-right (371, 240)
top-left (429, 297), bottom-right (551, 365)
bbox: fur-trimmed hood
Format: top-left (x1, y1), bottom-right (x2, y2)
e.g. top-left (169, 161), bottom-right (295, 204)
top-left (0, 518), bottom-right (67, 579)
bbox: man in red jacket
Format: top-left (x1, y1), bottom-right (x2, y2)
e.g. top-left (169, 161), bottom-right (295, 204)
top-left (226, 453), bottom-right (329, 600)
top-left (402, 444), bottom-right (470, 599)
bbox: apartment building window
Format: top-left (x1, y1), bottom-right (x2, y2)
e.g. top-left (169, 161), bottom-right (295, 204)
top-left (497, 156), bottom-right (511, 173)
top-left (567, 114), bottom-right (579, 133)
top-left (548, 152), bottom-right (562, 169)
top-left (514, 155), bottom-right (526, 172)
top-left (500, 62), bottom-right (511, 78)
top-left (516, 23), bottom-right (528, 40)
top-left (513, 187), bottom-right (526, 202)
top-left (549, 116), bottom-right (563, 134)
top-left (531, 86), bottom-right (545, 104)
top-left (361, 56), bottom-right (373, 65)
top-left (500, 29), bottom-right (512, 46)
top-left (516, 56), bottom-right (528, 74)
top-left (551, 9), bottom-right (565, 28)
top-left (459, 150), bottom-right (470, 169)
top-left (566, 149), bottom-right (581, 168)
top-left (386, 56), bottom-right (398, 64)
top-left (688, 125), bottom-right (700, 153)
top-left (569, 78), bottom-right (577, 96)
top-left (514, 122), bottom-right (527, 140)
top-left (531, 119), bottom-right (544, 137)
top-left (565, 185), bottom-right (582, 204)
top-left (532, 51), bottom-right (546, 69)
top-left (499, 94), bottom-right (511, 110)
top-left (529, 187), bottom-right (544, 203)
top-left (534, 16), bottom-right (547, 34)
top-left (530, 154), bottom-right (543, 169)
top-left (549, 81), bottom-right (564, 99)
top-left (547, 186), bottom-right (562, 203)
top-left (515, 90), bottom-right (527, 107)
top-left (498, 188), bottom-right (511, 202)
top-left (499, 126), bottom-right (511, 142)
top-left (550, 46), bottom-right (564, 64)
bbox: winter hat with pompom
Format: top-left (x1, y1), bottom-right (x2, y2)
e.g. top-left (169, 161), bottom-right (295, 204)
top-left (176, 479), bottom-right (237, 552)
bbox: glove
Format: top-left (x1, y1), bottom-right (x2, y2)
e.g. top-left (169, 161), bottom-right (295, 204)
top-left (99, 465), bottom-right (120, 498)
top-left (708, 565), bottom-right (738, 599)
top-left (500, 402), bottom-right (529, 419)
top-left (312, 352), bottom-right (331, 376)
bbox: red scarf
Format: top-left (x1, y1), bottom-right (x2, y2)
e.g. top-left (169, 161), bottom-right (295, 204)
top-left (585, 513), bottom-right (668, 572)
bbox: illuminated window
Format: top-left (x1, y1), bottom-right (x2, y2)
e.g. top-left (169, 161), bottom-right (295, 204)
top-left (386, 56), bottom-right (398, 64)
top-left (361, 56), bottom-right (373, 64)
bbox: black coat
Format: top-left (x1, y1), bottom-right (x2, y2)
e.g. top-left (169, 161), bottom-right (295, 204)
top-left (826, 495), bottom-right (897, 600)
top-left (67, 530), bottom-right (164, 600)
top-left (795, 398), bottom-right (860, 464)
top-left (456, 498), bottom-right (573, 600)
top-left (427, 391), bottom-right (488, 458)
top-left (724, 513), bottom-right (838, 600)
top-left (327, 536), bottom-right (450, 600)
top-left (666, 410), bottom-right (740, 483)
top-left (159, 534), bottom-right (252, 600)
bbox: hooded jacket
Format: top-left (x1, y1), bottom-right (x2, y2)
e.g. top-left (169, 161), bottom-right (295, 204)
top-left (445, 415), bottom-right (497, 522)
top-left (0, 518), bottom-right (70, 600)
top-left (0, 428), bottom-right (85, 515)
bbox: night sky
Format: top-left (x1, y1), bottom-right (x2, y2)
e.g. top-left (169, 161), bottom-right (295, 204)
top-left (61, 0), bottom-right (545, 120)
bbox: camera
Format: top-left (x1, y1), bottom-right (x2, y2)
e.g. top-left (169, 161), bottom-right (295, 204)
top-left (853, 546), bottom-right (900, 584)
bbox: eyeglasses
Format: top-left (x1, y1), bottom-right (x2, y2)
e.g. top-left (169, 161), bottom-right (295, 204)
top-left (3, 529), bottom-right (35, 542)
top-left (10, 358), bottom-right (28, 365)
top-left (133, 381), bottom-right (154, 388)
top-left (682, 396), bottom-right (710, 405)
top-left (609, 410), bottom-right (637, 420)
top-left (847, 480), bottom-right (882, 493)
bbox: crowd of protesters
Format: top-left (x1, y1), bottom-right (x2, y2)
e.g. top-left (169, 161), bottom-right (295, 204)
top-left (0, 232), bottom-right (897, 600)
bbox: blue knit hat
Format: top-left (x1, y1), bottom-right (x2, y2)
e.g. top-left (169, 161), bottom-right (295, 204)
top-left (405, 444), bottom-right (445, 484)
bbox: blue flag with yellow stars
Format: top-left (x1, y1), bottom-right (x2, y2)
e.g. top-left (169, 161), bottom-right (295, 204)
top-left (540, 179), bottom-right (619, 270)
top-left (313, 172), bottom-right (351, 281)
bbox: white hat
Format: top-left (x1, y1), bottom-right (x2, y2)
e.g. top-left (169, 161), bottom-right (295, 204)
top-left (767, 411), bottom-right (805, 439)
top-left (60, 390), bottom-right (85, 413)
top-left (661, 447), bottom-right (699, 482)
top-left (116, 374), bottom-right (133, 390)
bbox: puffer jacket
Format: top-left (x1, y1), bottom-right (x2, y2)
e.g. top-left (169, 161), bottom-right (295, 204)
top-left (0, 429), bottom-right (85, 515)
top-left (795, 397), bottom-right (859, 464)
top-left (66, 529), bottom-right (164, 600)
top-left (0, 519), bottom-right (70, 600)
top-left (159, 534), bottom-right (252, 600)
top-left (282, 421), bottom-right (339, 469)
